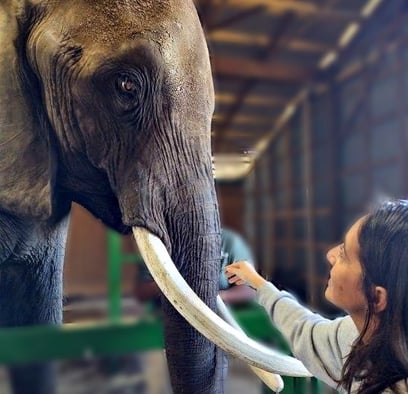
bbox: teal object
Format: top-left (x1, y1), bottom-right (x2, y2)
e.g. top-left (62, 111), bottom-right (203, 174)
top-left (219, 228), bottom-right (255, 290)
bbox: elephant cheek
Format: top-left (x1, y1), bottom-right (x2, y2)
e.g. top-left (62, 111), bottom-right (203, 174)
top-left (71, 107), bottom-right (104, 164)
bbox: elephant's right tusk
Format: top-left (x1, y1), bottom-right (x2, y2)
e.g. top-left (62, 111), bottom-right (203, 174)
top-left (216, 296), bottom-right (284, 392)
top-left (133, 226), bottom-right (312, 377)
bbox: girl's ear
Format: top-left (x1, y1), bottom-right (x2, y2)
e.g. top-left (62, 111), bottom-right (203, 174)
top-left (374, 286), bottom-right (387, 313)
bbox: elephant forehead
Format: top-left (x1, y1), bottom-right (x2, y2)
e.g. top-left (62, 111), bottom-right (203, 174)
top-left (44, 0), bottom-right (196, 44)
top-left (36, 0), bottom-right (206, 76)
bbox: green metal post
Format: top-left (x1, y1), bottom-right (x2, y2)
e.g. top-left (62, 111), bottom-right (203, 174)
top-left (107, 230), bottom-right (144, 321)
top-left (293, 377), bottom-right (307, 393)
top-left (311, 377), bottom-right (323, 393)
top-left (107, 231), bottom-right (123, 321)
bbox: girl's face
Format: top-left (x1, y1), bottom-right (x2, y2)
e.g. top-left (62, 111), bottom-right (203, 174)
top-left (325, 217), bottom-right (368, 316)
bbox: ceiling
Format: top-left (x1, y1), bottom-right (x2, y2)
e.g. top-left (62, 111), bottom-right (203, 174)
top-left (193, 0), bottom-right (385, 179)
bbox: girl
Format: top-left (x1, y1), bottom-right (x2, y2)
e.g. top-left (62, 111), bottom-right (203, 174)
top-left (225, 200), bottom-right (408, 393)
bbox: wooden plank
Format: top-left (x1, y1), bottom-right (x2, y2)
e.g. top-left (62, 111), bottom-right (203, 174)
top-left (213, 55), bottom-right (312, 82)
top-left (215, 92), bottom-right (288, 107)
top-left (208, 5), bottom-right (265, 30)
top-left (214, 11), bottom-right (297, 150)
top-left (213, 0), bottom-right (357, 20)
top-left (215, 132), bottom-right (269, 141)
top-left (209, 30), bottom-right (331, 53)
top-left (212, 113), bottom-right (274, 125)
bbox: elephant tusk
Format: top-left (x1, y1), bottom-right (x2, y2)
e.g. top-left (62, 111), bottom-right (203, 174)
top-left (216, 296), bottom-right (284, 392)
top-left (133, 227), bottom-right (312, 377)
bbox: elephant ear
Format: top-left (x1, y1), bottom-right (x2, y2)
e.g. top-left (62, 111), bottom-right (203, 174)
top-left (0, 3), bottom-right (55, 220)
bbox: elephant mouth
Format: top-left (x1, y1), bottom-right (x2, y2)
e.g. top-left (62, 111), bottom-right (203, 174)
top-left (133, 226), bottom-right (312, 382)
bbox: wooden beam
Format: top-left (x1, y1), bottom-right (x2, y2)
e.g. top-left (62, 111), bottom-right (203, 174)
top-left (212, 55), bottom-right (312, 82)
top-left (212, 113), bottom-right (274, 126)
top-left (215, 92), bottom-right (288, 107)
top-left (214, 0), bottom-right (357, 20)
top-left (214, 11), bottom-right (296, 151)
top-left (212, 129), bottom-right (268, 138)
top-left (195, 0), bottom-right (217, 29)
top-left (208, 30), bottom-right (331, 53)
top-left (208, 5), bottom-right (265, 30)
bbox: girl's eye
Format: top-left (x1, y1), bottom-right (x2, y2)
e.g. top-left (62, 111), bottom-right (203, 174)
top-left (339, 244), bottom-right (346, 259)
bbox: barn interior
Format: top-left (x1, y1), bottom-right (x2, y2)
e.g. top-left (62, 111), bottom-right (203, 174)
top-left (1, 0), bottom-right (407, 393)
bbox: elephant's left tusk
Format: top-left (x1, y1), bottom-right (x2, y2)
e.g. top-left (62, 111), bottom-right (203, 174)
top-left (133, 226), bottom-right (312, 377)
top-left (216, 296), bottom-right (284, 393)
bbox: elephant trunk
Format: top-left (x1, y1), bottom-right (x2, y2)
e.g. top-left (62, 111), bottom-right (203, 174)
top-left (117, 159), bottom-right (225, 393)
top-left (161, 186), bottom-right (224, 393)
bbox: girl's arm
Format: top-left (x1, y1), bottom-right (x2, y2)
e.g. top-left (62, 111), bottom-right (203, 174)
top-left (226, 262), bottom-right (358, 388)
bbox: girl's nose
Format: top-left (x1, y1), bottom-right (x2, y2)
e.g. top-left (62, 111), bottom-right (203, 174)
top-left (326, 245), bottom-right (338, 266)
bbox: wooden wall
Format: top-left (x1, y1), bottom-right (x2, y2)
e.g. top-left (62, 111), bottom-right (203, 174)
top-left (63, 204), bottom-right (136, 298)
top-left (216, 180), bottom-right (246, 234)
top-left (245, 8), bottom-right (408, 313)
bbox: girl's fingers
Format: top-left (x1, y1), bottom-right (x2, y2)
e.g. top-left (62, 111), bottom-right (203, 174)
top-left (225, 264), bottom-right (250, 284)
top-left (225, 271), bottom-right (236, 279)
top-left (227, 275), bottom-right (246, 286)
top-left (228, 275), bottom-right (240, 284)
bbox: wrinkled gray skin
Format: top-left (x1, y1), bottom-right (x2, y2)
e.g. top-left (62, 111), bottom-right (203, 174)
top-left (0, 1), bottom-right (223, 393)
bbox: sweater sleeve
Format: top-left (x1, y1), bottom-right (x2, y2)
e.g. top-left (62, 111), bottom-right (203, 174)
top-left (256, 282), bottom-right (358, 389)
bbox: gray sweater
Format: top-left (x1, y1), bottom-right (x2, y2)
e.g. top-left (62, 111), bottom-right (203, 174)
top-left (256, 282), bottom-right (407, 393)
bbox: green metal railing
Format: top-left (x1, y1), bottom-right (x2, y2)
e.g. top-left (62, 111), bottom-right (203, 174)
top-left (0, 306), bottom-right (277, 365)
top-left (0, 230), bottom-right (324, 393)
top-left (0, 303), bottom-right (321, 393)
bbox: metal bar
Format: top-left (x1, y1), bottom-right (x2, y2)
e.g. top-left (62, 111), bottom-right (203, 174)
top-left (395, 46), bottom-right (408, 196)
top-left (302, 93), bottom-right (317, 307)
top-left (107, 231), bottom-right (123, 321)
top-left (0, 305), bottom-right (277, 365)
top-left (0, 319), bottom-right (164, 365)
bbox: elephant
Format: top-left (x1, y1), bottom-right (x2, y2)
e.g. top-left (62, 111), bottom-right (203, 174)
top-left (0, 1), bottom-right (309, 393)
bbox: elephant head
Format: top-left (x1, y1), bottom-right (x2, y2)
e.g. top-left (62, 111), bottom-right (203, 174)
top-left (0, 1), bottom-right (309, 393)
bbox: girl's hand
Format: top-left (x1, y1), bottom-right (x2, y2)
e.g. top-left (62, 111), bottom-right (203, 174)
top-left (225, 261), bottom-right (267, 290)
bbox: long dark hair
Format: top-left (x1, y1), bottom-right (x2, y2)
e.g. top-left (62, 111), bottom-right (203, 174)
top-left (340, 200), bottom-right (408, 393)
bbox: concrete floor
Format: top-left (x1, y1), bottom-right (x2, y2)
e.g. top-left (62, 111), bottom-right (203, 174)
top-left (0, 297), bottom-right (264, 394)
top-left (226, 357), bottom-right (262, 394)
top-left (0, 354), bottom-right (262, 394)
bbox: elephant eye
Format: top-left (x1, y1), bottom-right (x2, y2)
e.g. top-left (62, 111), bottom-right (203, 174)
top-left (117, 75), bottom-right (138, 94)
